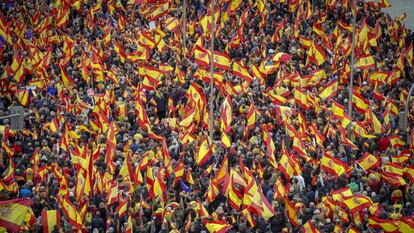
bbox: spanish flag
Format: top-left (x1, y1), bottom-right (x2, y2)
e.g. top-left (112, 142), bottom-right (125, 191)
top-left (41, 210), bottom-right (60, 233)
top-left (173, 161), bottom-right (185, 186)
top-left (56, 196), bottom-right (83, 230)
top-left (241, 208), bottom-right (256, 227)
top-left (342, 194), bottom-right (373, 214)
top-left (213, 156), bottom-right (229, 184)
top-left (232, 61), bottom-right (253, 83)
top-left (125, 214), bottom-right (133, 233)
top-left (271, 52), bottom-right (291, 64)
top-left (366, 108), bottom-right (385, 134)
top-left (202, 219), bottom-right (233, 233)
top-left (308, 40), bottom-right (328, 66)
top-left (103, 24), bottom-right (111, 46)
top-left (196, 136), bottom-right (212, 166)
top-left (294, 88), bottom-right (309, 109)
top-left (319, 79), bottom-right (338, 100)
top-left (310, 123), bottom-right (326, 146)
top-left (368, 216), bottom-right (398, 233)
top-left (331, 187), bottom-right (353, 202)
top-left (153, 169), bottom-right (166, 198)
top-left (357, 152), bottom-right (380, 172)
top-left (390, 135), bottom-right (405, 148)
top-left (221, 131), bottom-right (231, 148)
top-left (147, 2), bottom-right (169, 20)
top-left (301, 220), bottom-right (319, 233)
top-left (381, 170), bottom-right (406, 187)
top-left (273, 177), bottom-right (287, 199)
top-left (194, 45), bottom-right (210, 68)
top-left (0, 198), bottom-right (32, 233)
top-left (352, 90), bottom-right (369, 114)
top-left (321, 153), bottom-right (348, 177)
top-left (405, 166), bottom-right (414, 182)
top-left (55, 4), bottom-right (70, 28)
top-left (15, 89), bottom-right (30, 107)
top-left (106, 182), bottom-right (118, 205)
top-left (246, 102), bottom-right (256, 130)
top-left (285, 197), bottom-right (299, 227)
top-left (384, 162), bottom-right (404, 176)
top-left (356, 54), bottom-right (375, 70)
top-left (164, 17), bottom-right (179, 32)
top-left (49, 118), bottom-right (59, 133)
top-left (398, 217), bottom-right (414, 233)
top-left (59, 65), bottom-right (75, 91)
top-left (116, 198), bottom-right (128, 218)
top-left (213, 51), bottom-right (231, 71)
top-left (206, 180), bottom-right (219, 204)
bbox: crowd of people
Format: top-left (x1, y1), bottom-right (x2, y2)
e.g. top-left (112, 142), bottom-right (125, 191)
top-left (1, 0), bottom-right (414, 232)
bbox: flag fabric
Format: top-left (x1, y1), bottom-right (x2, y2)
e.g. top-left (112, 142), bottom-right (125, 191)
top-left (15, 89), bottom-right (30, 107)
top-left (232, 61), bottom-right (253, 83)
top-left (41, 210), bottom-right (61, 233)
top-left (213, 156), bottom-right (229, 184)
top-left (319, 79), bottom-right (338, 100)
top-left (246, 102), bottom-right (256, 129)
top-left (285, 197), bottom-right (298, 227)
top-left (398, 217), bottom-right (414, 233)
top-left (153, 169), bottom-right (166, 197)
top-left (106, 182), bottom-right (118, 205)
top-left (56, 196), bottom-right (83, 230)
top-left (147, 2), bottom-right (170, 20)
top-left (196, 136), bottom-right (212, 166)
top-left (202, 219), bottom-right (233, 233)
top-left (352, 90), bottom-right (369, 114)
top-left (342, 194), bottom-right (373, 214)
top-left (194, 45), bottom-right (210, 68)
top-left (368, 216), bottom-right (398, 233)
top-left (116, 198), bottom-right (128, 218)
top-left (213, 51), bottom-right (231, 71)
top-left (220, 95), bottom-right (233, 132)
top-left (0, 198), bottom-right (32, 233)
top-left (357, 152), bottom-right (380, 171)
top-left (60, 65), bottom-right (75, 90)
top-left (320, 153), bottom-right (349, 177)
top-left (308, 40), bottom-right (328, 66)
top-left (221, 131), bottom-right (231, 148)
top-left (301, 221), bottom-right (320, 233)
top-left (356, 54), bottom-right (375, 69)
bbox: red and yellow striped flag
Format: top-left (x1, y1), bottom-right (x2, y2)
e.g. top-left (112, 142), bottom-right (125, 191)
top-left (202, 219), bottom-right (233, 233)
top-left (0, 198), bottom-right (32, 233)
top-left (368, 216), bottom-right (398, 232)
top-left (196, 136), bottom-right (212, 166)
top-left (232, 61), bottom-right (253, 83)
top-left (56, 196), bottom-right (83, 230)
top-left (41, 210), bottom-right (61, 233)
top-left (342, 194), bottom-right (373, 214)
top-left (59, 65), bottom-right (75, 91)
top-left (285, 197), bottom-right (299, 227)
top-left (246, 102), bottom-right (257, 130)
top-left (308, 40), bottom-right (328, 66)
top-left (194, 45), bottom-right (210, 68)
top-left (357, 152), bottom-right (380, 171)
top-left (319, 79), bottom-right (338, 100)
top-left (213, 51), bottom-right (231, 71)
top-left (321, 153), bottom-right (349, 177)
top-left (301, 220), bottom-right (320, 233)
top-left (352, 90), bottom-right (369, 114)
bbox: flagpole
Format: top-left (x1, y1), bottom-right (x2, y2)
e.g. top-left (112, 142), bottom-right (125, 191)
top-left (404, 81), bottom-right (414, 144)
top-left (209, 0), bottom-right (215, 142)
top-left (182, 0), bottom-right (186, 49)
top-left (347, 0), bottom-right (357, 136)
